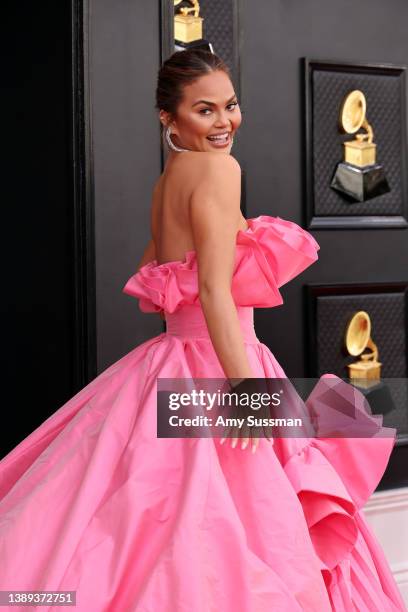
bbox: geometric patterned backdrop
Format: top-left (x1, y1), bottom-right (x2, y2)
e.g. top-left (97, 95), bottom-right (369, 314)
top-left (199, 0), bottom-right (241, 95)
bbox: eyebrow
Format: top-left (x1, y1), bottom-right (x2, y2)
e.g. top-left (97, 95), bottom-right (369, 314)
top-left (191, 95), bottom-right (237, 108)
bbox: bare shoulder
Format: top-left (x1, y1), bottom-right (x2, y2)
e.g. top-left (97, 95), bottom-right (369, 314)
top-left (192, 151), bottom-right (241, 173)
top-left (185, 153), bottom-right (241, 194)
top-left (172, 151), bottom-right (240, 175)
top-left (188, 153), bottom-right (243, 288)
top-left (197, 152), bottom-right (241, 166)
top-left (189, 152), bottom-right (242, 226)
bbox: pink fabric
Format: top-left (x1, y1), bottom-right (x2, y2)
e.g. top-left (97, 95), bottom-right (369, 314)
top-left (165, 303), bottom-right (259, 343)
top-left (0, 215), bottom-right (405, 611)
top-left (122, 215), bottom-right (321, 313)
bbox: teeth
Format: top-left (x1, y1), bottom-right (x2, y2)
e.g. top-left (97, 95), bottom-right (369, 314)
top-left (207, 133), bottom-right (230, 141)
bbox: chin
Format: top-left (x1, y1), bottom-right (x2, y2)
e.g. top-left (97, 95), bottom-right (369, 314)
top-left (205, 146), bottom-right (232, 154)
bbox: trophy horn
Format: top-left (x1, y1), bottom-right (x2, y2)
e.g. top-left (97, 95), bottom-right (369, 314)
top-left (344, 310), bottom-right (382, 383)
top-left (345, 310), bottom-right (371, 356)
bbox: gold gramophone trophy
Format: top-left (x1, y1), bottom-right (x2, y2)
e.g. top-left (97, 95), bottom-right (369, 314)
top-left (174, 0), bottom-right (212, 52)
top-left (345, 310), bottom-right (382, 386)
top-left (344, 310), bottom-right (394, 414)
top-left (330, 90), bottom-right (390, 202)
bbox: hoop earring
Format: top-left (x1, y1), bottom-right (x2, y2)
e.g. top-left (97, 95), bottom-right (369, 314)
top-left (165, 126), bottom-right (190, 153)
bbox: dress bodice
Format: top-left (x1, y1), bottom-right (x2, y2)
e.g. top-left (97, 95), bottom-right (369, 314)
top-left (122, 215), bottom-right (320, 314)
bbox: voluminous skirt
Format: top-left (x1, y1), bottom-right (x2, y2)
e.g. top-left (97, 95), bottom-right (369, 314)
top-left (0, 305), bottom-right (405, 611)
top-left (1, 214), bottom-right (405, 611)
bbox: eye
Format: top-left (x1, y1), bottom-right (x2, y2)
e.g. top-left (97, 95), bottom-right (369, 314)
top-left (199, 101), bottom-right (239, 115)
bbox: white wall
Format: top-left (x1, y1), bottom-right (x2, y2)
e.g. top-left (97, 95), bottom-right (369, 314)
top-left (363, 487), bottom-right (408, 605)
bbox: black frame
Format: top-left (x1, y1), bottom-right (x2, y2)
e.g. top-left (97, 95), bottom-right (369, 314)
top-left (305, 281), bottom-right (408, 388)
top-left (303, 58), bottom-right (408, 230)
top-left (70, 0), bottom-right (97, 389)
top-left (305, 280), bottom-right (408, 490)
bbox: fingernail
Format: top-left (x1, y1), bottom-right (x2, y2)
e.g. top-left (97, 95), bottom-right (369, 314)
top-left (232, 439), bottom-right (237, 448)
top-left (220, 438), bottom-right (225, 444)
top-left (241, 440), bottom-right (248, 449)
top-left (251, 444), bottom-right (257, 454)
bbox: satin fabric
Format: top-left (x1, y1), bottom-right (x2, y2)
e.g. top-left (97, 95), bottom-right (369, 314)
top-left (0, 215), bottom-right (405, 611)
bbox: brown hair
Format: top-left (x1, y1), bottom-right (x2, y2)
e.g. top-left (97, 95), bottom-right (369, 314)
top-left (155, 48), bottom-right (233, 121)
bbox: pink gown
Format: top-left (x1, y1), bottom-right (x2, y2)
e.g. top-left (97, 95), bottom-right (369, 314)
top-left (0, 215), bottom-right (406, 611)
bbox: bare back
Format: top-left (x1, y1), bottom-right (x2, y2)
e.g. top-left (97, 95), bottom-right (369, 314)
top-left (151, 152), bottom-right (248, 265)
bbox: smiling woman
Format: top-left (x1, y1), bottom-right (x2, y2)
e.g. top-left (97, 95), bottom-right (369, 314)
top-left (156, 49), bottom-right (241, 155)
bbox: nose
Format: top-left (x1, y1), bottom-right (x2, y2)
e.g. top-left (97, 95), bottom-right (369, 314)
top-left (214, 109), bottom-right (231, 127)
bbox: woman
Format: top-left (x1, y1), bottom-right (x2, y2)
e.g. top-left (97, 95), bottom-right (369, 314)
top-left (0, 49), bottom-right (405, 611)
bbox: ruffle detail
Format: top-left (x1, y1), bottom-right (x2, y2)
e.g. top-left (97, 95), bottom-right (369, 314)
top-left (122, 215), bottom-right (320, 313)
top-left (122, 250), bottom-right (200, 314)
top-left (275, 374), bottom-right (396, 575)
top-left (247, 215), bottom-right (321, 288)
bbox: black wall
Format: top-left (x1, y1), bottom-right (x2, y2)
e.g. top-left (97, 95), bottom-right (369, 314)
top-left (239, 0), bottom-right (408, 376)
top-left (3, 2), bottom-right (74, 456)
top-left (89, 0), bottom-right (163, 371)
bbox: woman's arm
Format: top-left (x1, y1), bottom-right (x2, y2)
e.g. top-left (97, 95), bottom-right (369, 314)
top-left (136, 179), bottom-right (162, 272)
top-left (189, 154), bottom-right (255, 380)
top-left (136, 238), bottom-right (156, 272)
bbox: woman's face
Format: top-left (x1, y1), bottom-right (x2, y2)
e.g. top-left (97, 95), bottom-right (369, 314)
top-left (161, 70), bottom-right (242, 154)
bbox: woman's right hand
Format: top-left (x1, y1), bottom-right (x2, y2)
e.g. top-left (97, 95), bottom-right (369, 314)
top-left (219, 378), bottom-right (273, 454)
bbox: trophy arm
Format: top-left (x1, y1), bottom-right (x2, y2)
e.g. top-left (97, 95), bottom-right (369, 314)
top-left (178, 0), bottom-right (200, 17)
top-left (359, 118), bottom-right (374, 143)
top-left (364, 337), bottom-right (379, 362)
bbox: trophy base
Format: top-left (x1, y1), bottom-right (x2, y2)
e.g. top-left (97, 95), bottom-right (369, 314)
top-left (174, 39), bottom-right (213, 53)
top-left (350, 379), bottom-right (395, 415)
top-left (330, 162), bottom-right (390, 203)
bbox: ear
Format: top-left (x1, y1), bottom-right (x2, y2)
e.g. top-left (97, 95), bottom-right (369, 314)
top-left (160, 110), bottom-right (180, 134)
top-left (159, 110), bottom-right (171, 129)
